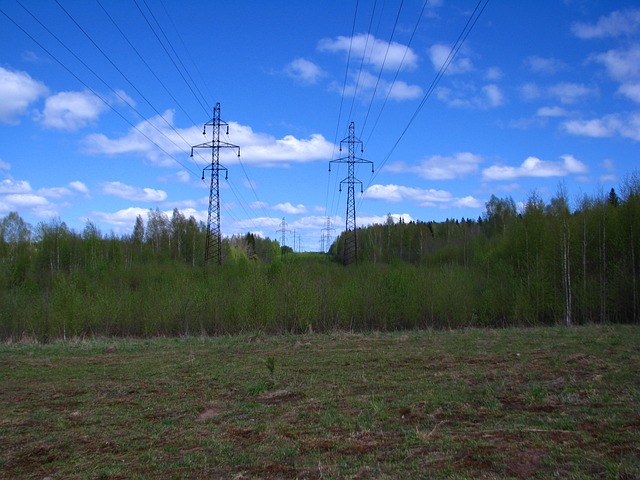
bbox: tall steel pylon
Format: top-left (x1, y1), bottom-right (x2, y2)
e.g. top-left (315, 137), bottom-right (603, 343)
top-left (329, 122), bottom-right (374, 265)
top-left (191, 102), bottom-right (240, 265)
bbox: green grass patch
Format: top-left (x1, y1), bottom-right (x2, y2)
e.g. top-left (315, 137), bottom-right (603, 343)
top-left (1, 325), bottom-right (639, 479)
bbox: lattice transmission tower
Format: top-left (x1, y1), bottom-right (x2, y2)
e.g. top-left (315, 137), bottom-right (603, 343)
top-left (329, 122), bottom-right (373, 265)
top-left (191, 102), bottom-right (240, 265)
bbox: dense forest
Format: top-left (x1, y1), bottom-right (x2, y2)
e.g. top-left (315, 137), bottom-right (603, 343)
top-left (1, 173), bottom-right (639, 340)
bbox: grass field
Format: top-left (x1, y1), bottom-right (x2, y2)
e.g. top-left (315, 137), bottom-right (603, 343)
top-left (1, 325), bottom-right (639, 479)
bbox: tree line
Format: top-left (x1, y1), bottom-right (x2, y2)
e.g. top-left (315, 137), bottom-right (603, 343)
top-left (1, 172), bottom-right (639, 339)
top-left (332, 173), bottom-right (640, 326)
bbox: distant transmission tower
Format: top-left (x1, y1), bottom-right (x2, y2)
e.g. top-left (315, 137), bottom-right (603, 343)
top-left (191, 102), bottom-right (240, 265)
top-left (329, 122), bottom-right (374, 265)
top-left (321, 216), bottom-right (336, 253)
top-left (277, 217), bottom-right (291, 260)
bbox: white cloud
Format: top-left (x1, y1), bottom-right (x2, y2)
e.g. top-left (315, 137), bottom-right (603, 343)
top-left (388, 152), bottom-right (483, 180)
top-left (335, 70), bottom-right (422, 102)
top-left (482, 155), bottom-right (589, 181)
top-left (548, 82), bottom-right (597, 104)
top-left (619, 83), bottom-right (640, 103)
top-left (0, 179), bottom-right (31, 194)
top-left (454, 196), bottom-right (483, 208)
top-left (365, 184), bottom-right (481, 210)
top-left (572, 9), bottom-right (640, 39)
top-left (90, 207), bottom-right (150, 227)
top-left (592, 44), bottom-right (640, 103)
top-left (592, 44), bottom-right (640, 81)
top-left (0, 159), bottom-right (10, 171)
top-left (229, 123), bottom-right (335, 166)
top-left (285, 58), bottom-right (325, 84)
top-left (272, 202), bottom-right (307, 214)
top-left (485, 67), bottom-right (503, 80)
top-left (519, 82), bottom-right (596, 104)
top-left (536, 106), bottom-right (569, 117)
top-left (250, 201), bottom-right (269, 210)
top-left (69, 181), bottom-right (89, 194)
top-left (562, 113), bottom-right (640, 141)
top-left (0, 67), bottom-right (48, 124)
top-left (387, 80), bottom-right (423, 101)
top-left (3, 193), bottom-right (49, 207)
top-left (318, 33), bottom-right (418, 71)
top-left (428, 43), bottom-right (473, 74)
top-left (38, 90), bottom-right (107, 131)
top-left (482, 84), bottom-right (505, 107)
top-left (38, 187), bottom-right (72, 198)
top-left (436, 83), bottom-right (504, 109)
top-left (84, 110), bottom-right (335, 167)
top-left (101, 181), bottom-right (168, 202)
top-left (84, 109), bottom-right (200, 166)
top-left (524, 56), bottom-right (567, 75)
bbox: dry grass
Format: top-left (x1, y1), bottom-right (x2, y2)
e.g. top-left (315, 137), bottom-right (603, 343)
top-left (1, 325), bottom-right (639, 479)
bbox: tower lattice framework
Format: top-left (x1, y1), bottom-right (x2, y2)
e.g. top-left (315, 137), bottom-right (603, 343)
top-left (191, 102), bottom-right (240, 265)
top-left (329, 122), bottom-right (373, 265)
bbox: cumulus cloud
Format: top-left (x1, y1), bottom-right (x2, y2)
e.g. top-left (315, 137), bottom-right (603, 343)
top-left (37, 90), bottom-right (108, 131)
top-left (388, 152), bottom-right (483, 180)
top-left (572, 9), bottom-right (640, 39)
top-left (69, 181), bottom-right (89, 194)
top-left (548, 82), bottom-right (597, 104)
top-left (272, 202), bottom-right (307, 214)
top-left (0, 179), bottom-right (31, 194)
top-left (38, 187), bottom-right (72, 198)
top-left (0, 67), bottom-right (48, 124)
top-left (592, 44), bottom-right (640, 103)
top-left (101, 181), bottom-right (168, 202)
top-left (436, 83), bottom-right (504, 109)
top-left (318, 33), bottom-right (418, 71)
top-left (335, 70), bottom-right (422, 102)
top-left (482, 155), bottom-right (589, 181)
top-left (428, 43), bottom-right (473, 74)
top-left (536, 106), bottom-right (569, 117)
top-left (285, 58), bottom-right (325, 84)
top-left (562, 112), bottom-right (640, 141)
top-left (3, 193), bottom-right (49, 208)
top-left (90, 206), bottom-right (151, 227)
top-left (519, 82), bottom-right (597, 104)
top-left (365, 183), bottom-right (481, 210)
top-left (84, 110), bottom-right (335, 167)
top-left (524, 55), bottom-right (567, 75)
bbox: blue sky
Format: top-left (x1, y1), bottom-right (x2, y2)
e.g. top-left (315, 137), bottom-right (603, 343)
top-left (1, 1), bottom-right (639, 251)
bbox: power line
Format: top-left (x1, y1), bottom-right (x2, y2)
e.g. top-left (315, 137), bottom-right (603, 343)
top-left (132, 0), bottom-right (210, 117)
top-left (362, 0), bottom-right (490, 198)
top-left (139, 0), bottom-right (211, 115)
top-left (363, 0), bottom-right (431, 148)
top-left (53, 0), bottom-right (204, 172)
top-left (2, 2), bottom-right (200, 178)
top-left (325, 0), bottom-right (361, 224)
top-left (357, 0), bottom-right (405, 136)
top-left (95, 0), bottom-right (203, 132)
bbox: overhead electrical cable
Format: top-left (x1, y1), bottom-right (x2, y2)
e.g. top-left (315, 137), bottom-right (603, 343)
top-left (54, 0), bottom-right (205, 171)
top-left (361, 0), bottom-right (490, 204)
top-left (345, 0), bottom-right (378, 125)
top-left (325, 0), bottom-right (361, 222)
top-left (363, 0), bottom-right (430, 148)
top-left (95, 0), bottom-right (203, 132)
top-left (357, 0), bottom-right (404, 136)
top-left (132, 0), bottom-right (210, 117)
top-left (156, 0), bottom-right (216, 107)
top-left (2, 2), bottom-right (200, 178)
top-left (139, 0), bottom-right (211, 114)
